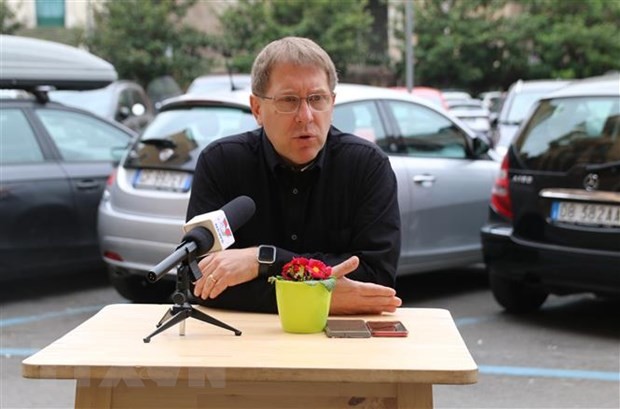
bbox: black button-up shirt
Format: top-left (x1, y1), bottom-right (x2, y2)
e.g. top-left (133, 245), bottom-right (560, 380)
top-left (187, 126), bottom-right (401, 312)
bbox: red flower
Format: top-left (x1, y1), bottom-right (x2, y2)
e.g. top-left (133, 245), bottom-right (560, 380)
top-left (280, 257), bottom-right (332, 282)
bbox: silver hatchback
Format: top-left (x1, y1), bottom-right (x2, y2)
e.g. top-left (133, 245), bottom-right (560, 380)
top-left (98, 84), bottom-right (501, 301)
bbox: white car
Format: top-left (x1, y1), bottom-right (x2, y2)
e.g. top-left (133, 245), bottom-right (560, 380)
top-left (98, 84), bottom-right (501, 301)
top-left (492, 79), bottom-right (570, 157)
top-left (446, 98), bottom-right (491, 137)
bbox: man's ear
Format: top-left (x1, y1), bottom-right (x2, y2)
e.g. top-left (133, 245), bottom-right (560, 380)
top-left (249, 95), bottom-right (263, 126)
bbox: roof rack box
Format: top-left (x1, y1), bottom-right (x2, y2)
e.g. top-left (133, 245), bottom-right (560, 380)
top-left (0, 35), bottom-right (117, 91)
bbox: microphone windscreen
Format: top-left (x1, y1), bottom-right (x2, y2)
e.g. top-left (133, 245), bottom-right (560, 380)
top-left (182, 226), bottom-right (214, 254)
top-left (222, 196), bottom-right (256, 231)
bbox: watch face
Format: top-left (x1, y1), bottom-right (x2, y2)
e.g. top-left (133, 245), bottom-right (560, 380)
top-left (258, 245), bottom-right (276, 263)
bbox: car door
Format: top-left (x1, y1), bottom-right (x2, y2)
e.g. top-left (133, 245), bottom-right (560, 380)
top-left (33, 108), bottom-right (134, 265)
top-left (332, 100), bottom-right (413, 268)
top-left (0, 106), bottom-right (78, 278)
top-left (380, 100), bottom-right (498, 274)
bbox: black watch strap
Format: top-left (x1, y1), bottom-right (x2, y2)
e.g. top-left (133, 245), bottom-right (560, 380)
top-left (257, 245), bottom-right (277, 277)
top-left (258, 262), bottom-right (271, 276)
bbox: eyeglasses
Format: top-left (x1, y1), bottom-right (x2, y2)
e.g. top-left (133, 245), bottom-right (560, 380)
top-left (256, 93), bottom-right (334, 113)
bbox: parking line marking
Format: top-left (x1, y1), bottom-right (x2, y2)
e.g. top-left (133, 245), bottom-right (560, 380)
top-left (479, 365), bottom-right (620, 382)
top-left (0, 305), bottom-right (105, 328)
top-left (1, 348), bottom-right (39, 358)
top-left (455, 316), bottom-right (488, 326)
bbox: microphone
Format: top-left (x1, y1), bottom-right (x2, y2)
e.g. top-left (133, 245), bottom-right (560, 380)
top-left (147, 196), bottom-right (256, 282)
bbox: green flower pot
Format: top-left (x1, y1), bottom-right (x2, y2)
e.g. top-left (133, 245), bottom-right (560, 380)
top-left (275, 280), bottom-right (332, 333)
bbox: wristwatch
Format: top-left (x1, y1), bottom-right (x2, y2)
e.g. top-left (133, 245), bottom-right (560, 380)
top-left (257, 245), bottom-right (277, 276)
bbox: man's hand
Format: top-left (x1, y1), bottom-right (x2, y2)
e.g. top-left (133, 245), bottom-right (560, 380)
top-left (193, 248), bottom-right (257, 300)
top-left (329, 256), bottom-right (402, 315)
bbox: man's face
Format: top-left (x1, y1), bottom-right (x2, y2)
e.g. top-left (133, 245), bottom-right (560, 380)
top-left (250, 62), bottom-right (334, 167)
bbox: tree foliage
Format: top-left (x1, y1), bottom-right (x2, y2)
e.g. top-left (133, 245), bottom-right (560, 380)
top-left (395, 0), bottom-right (620, 93)
top-left (87, 0), bottom-right (212, 88)
top-left (0, 0), bottom-right (23, 34)
top-left (214, 0), bottom-right (375, 78)
top-left (516, 0), bottom-right (620, 80)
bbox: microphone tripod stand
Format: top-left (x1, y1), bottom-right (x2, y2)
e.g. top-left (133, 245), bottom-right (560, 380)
top-left (143, 251), bottom-right (242, 343)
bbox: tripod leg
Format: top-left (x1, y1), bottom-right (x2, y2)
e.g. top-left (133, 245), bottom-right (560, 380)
top-left (156, 308), bottom-right (175, 327)
top-left (143, 310), bottom-right (191, 343)
top-left (190, 308), bottom-right (242, 336)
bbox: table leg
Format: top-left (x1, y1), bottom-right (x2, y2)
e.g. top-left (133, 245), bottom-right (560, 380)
top-left (75, 379), bottom-right (112, 409)
top-left (397, 383), bottom-right (433, 409)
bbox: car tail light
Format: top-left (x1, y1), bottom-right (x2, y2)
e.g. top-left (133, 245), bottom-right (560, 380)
top-left (490, 155), bottom-right (513, 220)
top-left (103, 251), bottom-right (123, 262)
top-left (106, 168), bottom-right (117, 187)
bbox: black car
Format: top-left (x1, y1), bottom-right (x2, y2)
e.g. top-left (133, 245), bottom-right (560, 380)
top-left (0, 35), bottom-right (137, 281)
top-left (481, 73), bottom-right (620, 312)
top-left (0, 95), bottom-right (136, 281)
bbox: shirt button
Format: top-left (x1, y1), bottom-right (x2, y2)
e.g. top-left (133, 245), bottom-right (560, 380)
top-left (292, 188), bottom-right (299, 195)
top-left (291, 234), bottom-right (298, 241)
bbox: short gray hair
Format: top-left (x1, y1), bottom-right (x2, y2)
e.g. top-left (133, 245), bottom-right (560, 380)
top-left (251, 37), bottom-right (338, 96)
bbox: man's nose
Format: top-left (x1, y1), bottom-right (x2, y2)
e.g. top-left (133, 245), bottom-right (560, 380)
top-left (295, 98), bottom-right (313, 122)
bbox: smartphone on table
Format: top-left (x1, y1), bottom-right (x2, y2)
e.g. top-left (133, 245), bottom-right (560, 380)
top-left (324, 319), bottom-right (371, 338)
top-left (365, 321), bottom-right (408, 337)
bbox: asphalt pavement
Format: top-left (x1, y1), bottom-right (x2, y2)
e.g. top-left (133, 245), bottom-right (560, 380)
top-left (1, 267), bottom-right (619, 409)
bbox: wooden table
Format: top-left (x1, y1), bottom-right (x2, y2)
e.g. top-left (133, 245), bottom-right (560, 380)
top-left (22, 304), bottom-right (477, 409)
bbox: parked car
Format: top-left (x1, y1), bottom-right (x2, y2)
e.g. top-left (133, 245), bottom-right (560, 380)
top-left (442, 90), bottom-right (472, 102)
top-left (391, 86), bottom-right (449, 110)
top-left (481, 73), bottom-right (620, 313)
top-left (446, 98), bottom-right (491, 138)
top-left (98, 84), bottom-right (501, 302)
top-left (492, 79), bottom-right (570, 156)
top-left (49, 80), bottom-right (155, 132)
top-left (186, 73), bottom-right (252, 94)
top-left (0, 36), bottom-right (137, 281)
top-left (479, 90), bottom-right (505, 123)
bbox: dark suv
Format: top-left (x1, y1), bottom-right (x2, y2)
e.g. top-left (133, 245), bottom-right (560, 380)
top-left (481, 73), bottom-right (620, 312)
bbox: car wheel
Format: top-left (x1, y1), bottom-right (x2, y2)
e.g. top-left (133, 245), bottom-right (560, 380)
top-left (108, 267), bottom-right (175, 303)
top-left (488, 267), bottom-right (548, 313)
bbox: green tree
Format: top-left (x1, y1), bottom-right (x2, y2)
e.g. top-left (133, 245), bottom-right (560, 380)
top-left (87, 0), bottom-right (212, 89)
top-left (214, 0), bottom-right (375, 78)
top-left (410, 0), bottom-right (512, 93)
top-left (0, 0), bottom-right (23, 34)
top-left (517, 0), bottom-right (620, 79)
top-left (393, 0), bottom-right (620, 93)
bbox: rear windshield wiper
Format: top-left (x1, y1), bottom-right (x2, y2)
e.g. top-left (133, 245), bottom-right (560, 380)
top-left (585, 160), bottom-right (620, 172)
top-left (140, 138), bottom-right (177, 149)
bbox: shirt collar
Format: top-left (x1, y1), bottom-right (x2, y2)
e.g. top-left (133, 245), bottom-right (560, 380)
top-left (261, 128), bottom-right (326, 174)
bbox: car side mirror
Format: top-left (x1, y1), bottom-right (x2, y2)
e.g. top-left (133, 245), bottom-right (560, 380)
top-left (117, 106), bottom-right (131, 120)
top-left (472, 136), bottom-right (491, 156)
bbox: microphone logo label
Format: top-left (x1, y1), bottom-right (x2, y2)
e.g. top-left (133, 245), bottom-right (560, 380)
top-left (183, 209), bottom-right (235, 253)
top-left (211, 210), bottom-right (235, 250)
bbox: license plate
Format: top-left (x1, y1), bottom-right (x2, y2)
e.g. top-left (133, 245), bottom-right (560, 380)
top-left (551, 201), bottom-right (620, 227)
top-left (133, 169), bottom-right (192, 192)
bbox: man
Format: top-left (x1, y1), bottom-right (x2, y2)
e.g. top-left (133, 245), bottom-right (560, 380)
top-left (188, 37), bottom-right (401, 314)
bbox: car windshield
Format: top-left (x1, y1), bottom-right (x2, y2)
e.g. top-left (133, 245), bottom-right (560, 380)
top-left (515, 96), bottom-right (620, 171)
top-left (505, 90), bottom-right (553, 123)
top-left (126, 105), bottom-right (257, 168)
top-left (48, 88), bottom-right (110, 117)
top-left (187, 76), bottom-right (251, 94)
